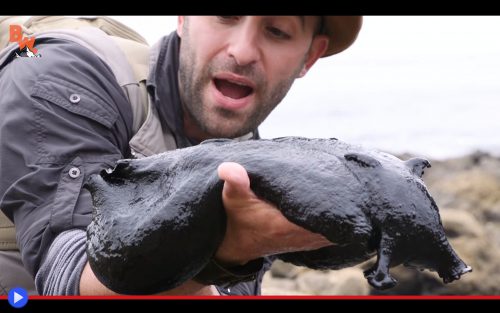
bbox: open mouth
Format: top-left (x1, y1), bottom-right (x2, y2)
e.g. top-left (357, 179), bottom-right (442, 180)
top-left (213, 78), bottom-right (254, 100)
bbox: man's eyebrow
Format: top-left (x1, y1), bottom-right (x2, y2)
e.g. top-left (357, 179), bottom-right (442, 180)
top-left (296, 16), bottom-right (306, 31)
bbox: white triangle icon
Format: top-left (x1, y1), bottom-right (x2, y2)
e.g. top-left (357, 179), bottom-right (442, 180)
top-left (13, 291), bottom-right (23, 304)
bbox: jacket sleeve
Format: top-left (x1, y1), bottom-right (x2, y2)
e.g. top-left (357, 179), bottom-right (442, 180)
top-left (0, 38), bottom-right (133, 277)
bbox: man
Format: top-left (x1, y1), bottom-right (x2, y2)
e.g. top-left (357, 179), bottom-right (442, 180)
top-left (0, 16), bottom-right (362, 295)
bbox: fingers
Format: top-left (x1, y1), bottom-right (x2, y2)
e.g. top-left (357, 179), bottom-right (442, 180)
top-left (217, 162), bottom-right (251, 199)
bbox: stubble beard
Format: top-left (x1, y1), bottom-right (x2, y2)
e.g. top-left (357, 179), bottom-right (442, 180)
top-left (178, 32), bottom-right (304, 139)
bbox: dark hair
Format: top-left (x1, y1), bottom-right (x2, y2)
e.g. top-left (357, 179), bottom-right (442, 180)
top-left (315, 16), bottom-right (325, 36)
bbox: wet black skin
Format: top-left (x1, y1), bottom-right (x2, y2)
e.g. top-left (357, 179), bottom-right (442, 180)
top-left (85, 137), bottom-right (472, 294)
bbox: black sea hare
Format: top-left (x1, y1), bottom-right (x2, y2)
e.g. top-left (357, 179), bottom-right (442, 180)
top-left (85, 137), bottom-right (472, 294)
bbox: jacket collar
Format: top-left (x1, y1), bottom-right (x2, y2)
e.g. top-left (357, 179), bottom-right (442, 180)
top-left (147, 31), bottom-right (194, 148)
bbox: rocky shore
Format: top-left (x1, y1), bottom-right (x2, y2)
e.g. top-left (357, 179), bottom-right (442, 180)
top-left (262, 151), bottom-right (500, 295)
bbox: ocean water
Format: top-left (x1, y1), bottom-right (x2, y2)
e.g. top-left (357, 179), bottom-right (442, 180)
top-left (111, 16), bottom-right (500, 160)
top-left (258, 51), bottom-right (500, 160)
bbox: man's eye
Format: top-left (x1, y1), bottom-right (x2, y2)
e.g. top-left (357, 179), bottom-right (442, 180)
top-left (217, 16), bottom-right (239, 23)
top-left (267, 27), bottom-right (291, 40)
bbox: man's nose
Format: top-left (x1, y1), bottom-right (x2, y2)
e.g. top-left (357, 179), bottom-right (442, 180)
top-left (226, 26), bottom-right (261, 66)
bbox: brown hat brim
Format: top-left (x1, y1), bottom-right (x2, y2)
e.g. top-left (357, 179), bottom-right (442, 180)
top-left (321, 16), bottom-right (363, 57)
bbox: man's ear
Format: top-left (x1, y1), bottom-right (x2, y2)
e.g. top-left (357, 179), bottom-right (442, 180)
top-left (177, 16), bottom-right (185, 37)
top-left (298, 35), bottom-right (329, 78)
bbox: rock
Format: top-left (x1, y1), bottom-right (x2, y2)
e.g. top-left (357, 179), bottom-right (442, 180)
top-left (441, 209), bottom-right (485, 239)
top-left (293, 268), bottom-right (369, 295)
top-left (269, 259), bottom-right (306, 279)
top-left (261, 273), bottom-right (304, 295)
top-left (430, 169), bottom-right (500, 217)
top-left (322, 269), bottom-right (370, 295)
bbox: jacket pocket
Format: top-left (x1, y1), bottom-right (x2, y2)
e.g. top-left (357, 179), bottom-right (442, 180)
top-left (49, 156), bottom-right (85, 233)
top-left (31, 74), bottom-right (118, 129)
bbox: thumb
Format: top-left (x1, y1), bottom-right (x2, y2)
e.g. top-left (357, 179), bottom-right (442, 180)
top-left (217, 162), bottom-right (251, 199)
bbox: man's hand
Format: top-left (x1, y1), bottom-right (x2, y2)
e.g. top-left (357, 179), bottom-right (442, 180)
top-left (215, 162), bottom-right (333, 266)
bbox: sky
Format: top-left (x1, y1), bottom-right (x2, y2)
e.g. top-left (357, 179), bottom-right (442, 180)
top-left (110, 16), bottom-right (500, 159)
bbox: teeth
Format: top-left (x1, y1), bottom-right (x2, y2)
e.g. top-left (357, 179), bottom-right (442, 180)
top-left (217, 77), bottom-right (251, 88)
top-left (228, 79), bottom-right (249, 87)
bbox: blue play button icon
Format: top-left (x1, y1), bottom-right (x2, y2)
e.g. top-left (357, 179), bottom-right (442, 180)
top-left (8, 287), bottom-right (28, 308)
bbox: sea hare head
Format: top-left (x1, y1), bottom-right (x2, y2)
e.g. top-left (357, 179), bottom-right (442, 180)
top-left (357, 155), bottom-right (472, 289)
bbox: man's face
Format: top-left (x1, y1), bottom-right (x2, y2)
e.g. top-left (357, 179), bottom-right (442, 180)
top-left (177, 16), bottom-right (328, 140)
